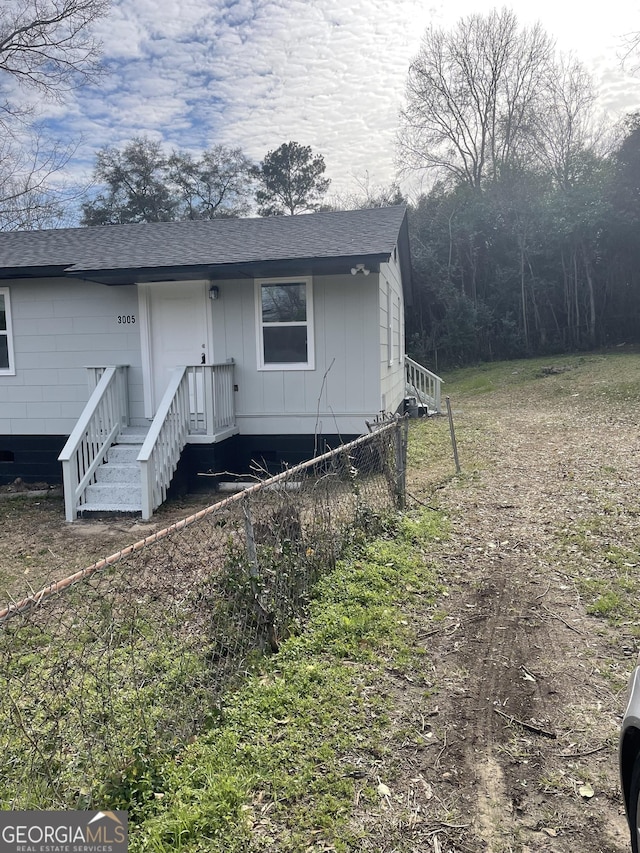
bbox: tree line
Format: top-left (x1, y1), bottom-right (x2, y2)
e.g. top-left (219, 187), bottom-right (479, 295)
top-left (399, 9), bottom-right (640, 367)
top-left (1, 3), bottom-right (640, 366)
top-left (79, 138), bottom-right (331, 224)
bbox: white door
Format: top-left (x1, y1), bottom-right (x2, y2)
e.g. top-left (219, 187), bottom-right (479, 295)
top-left (144, 281), bottom-right (211, 413)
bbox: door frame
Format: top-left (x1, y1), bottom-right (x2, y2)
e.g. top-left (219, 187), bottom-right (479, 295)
top-left (137, 280), bottom-right (213, 419)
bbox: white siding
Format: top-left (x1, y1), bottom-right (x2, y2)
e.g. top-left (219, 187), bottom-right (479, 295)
top-left (210, 273), bottom-right (381, 435)
top-left (379, 249), bottom-right (406, 414)
top-left (0, 259), bottom-right (408, 440)
top-left (0, 278), bottom-right (143, 435)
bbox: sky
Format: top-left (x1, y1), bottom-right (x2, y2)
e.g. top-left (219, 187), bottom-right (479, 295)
top-left (36, 0), bottom-right (640, 206)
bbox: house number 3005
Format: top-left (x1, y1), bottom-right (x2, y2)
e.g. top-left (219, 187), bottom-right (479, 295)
top-left (117, 314), bottom-right (136, 324)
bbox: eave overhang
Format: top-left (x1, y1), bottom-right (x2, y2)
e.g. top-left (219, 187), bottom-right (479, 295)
top-left (0, 254), bottom-right (390, 285)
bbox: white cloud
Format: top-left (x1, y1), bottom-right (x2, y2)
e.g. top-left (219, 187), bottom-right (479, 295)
top-left (33, 0), bottom-right (640, 210)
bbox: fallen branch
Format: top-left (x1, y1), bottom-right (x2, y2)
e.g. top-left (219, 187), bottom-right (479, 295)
top-left (418, 626), bottom-right (446, 640)
top-left (556, 742), bottom-right (609, 758)
top-left (541, 604), bottom-right (585, 636)
top-left (426, 821), bottom-right (471, 833)
top-left (533, 579), bottom-right (552, 601)
top-left (494, 707), bottom-right (557, 739)
top-left (435, 730), bottom-right (448, 767)
top-left (405, 490), bottom-right (440, 511)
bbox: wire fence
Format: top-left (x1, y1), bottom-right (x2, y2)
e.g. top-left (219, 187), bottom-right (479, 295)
top-left (0, 418), bottom-right (408, 811)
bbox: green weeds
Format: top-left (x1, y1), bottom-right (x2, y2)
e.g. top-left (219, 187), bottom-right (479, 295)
top-left (558, 523), bottom-right (640, 634)
top-left (441, 356), bottom-right (583, 396)
top-left (123, 508), bottom-right (446, 852)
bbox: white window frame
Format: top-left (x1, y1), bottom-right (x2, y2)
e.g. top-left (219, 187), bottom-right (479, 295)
top-left (396, 293), bottom-right (402, 363)
top-left (255, 276), bottom-right (315, 371)
top-left (386, 281), bottom-right (393, 367)
top-left (0, 287), bottom-right (15, 376)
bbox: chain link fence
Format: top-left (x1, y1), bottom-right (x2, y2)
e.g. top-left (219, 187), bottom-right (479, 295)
top-left (0, 418), bottom-right (408, 811)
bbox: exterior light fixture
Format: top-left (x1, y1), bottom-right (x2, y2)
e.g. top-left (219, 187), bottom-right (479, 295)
top-left (350, 263), bottom-right (370, 276)
top-left (209, 285), bottom-right (220, 300)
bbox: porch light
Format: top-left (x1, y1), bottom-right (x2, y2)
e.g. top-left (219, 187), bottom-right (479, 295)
top-left (209, 285), bottom-right (220, 299)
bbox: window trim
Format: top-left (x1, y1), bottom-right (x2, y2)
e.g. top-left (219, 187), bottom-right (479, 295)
top-left (386, 280), bottom-right (393, 367)
top-left (0, 287), bottom-right (15, 376)
top-left (255, 276), bottom-right (315, 371)
top-left (396, 293), bottom-right (402, 363)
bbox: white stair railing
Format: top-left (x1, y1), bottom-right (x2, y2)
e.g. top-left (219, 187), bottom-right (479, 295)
top-left (211, 361), bottom-right (235, 431)
top-left (58, 366), bottom-right (129, 522)
top-left (139, 362), bottom-right (236, 520)
top-left (405, 356), bottom-right (443, 413)
top-left (185, 361), bottom-right (235, 433)
top-left (139, 367), bottom-right (191, 521)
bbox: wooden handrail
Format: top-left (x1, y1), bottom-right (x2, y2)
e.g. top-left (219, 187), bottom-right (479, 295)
top-left (58, 365), bottom-right (129, 521)
top-left (138, 362), bottom-right (236, 520)
top-left (138, 367), bottom-right (190, 520)
top-left (405, 356), bottom-right (443, 413)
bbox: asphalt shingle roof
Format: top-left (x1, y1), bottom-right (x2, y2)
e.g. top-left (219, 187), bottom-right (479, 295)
top-left (0, 205), bottom-right (408, 273)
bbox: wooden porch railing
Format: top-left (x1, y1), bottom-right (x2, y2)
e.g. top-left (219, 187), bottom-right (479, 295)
top-left (184, 361), bottom-right (236, 434)
top-left (58, 366), bottom-right (129, 522)
top-left (139, 362), bottom-right (236, 520)
top-left (405, 356), bottom-right (443, 413)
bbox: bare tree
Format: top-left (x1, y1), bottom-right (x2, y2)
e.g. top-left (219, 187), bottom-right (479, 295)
top-left (0, 134), bottom-right (75, 229)
top-left (530, 56), bottom-right (605, 188)
top-left (0, 0), bottom-right (109, 229)
top-left (327, 171), bottom-right (405, 210)
top-left (0, 0), bottom-right (107, 99)
top-left (399, 9), bottom-right (554, 188)
top-left (620, 27), bottom-right (640, 74)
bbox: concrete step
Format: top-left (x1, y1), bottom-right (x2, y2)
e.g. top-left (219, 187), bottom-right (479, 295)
top-left (80, 426), bottom-right (149, 515)
top-left (117, 427), bottom-right (149, 444)
top-left (86, 480), bottom-right (142, 506)
top-left (83, 482), bottom-right (142, 508)
top-left (95, 463), bottom-right (140, 484)
top-left (107, 445), bottom-right (140, 464)
top-left (80, 502), bottom-right (142, 515)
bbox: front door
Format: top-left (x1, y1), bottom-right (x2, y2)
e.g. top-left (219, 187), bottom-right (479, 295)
top-left (139, 281), bottom-right (211, 416)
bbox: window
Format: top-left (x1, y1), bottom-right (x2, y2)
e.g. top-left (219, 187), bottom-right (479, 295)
top-left (256, 277), bottom-right (314, 370)
top-left (396, 294), bottom-right (402, 363)
top-left (0, 288), bottom-right (15, 375)
top-left (386, 281), bottom-right (393, 366)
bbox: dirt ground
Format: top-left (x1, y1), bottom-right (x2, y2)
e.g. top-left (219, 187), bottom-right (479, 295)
top-left (358, 355), bottom-right (640, 852)
top-left (1, 353), bottom-right (638, 852)
top-left (0, 483), bottom-right (225, 602)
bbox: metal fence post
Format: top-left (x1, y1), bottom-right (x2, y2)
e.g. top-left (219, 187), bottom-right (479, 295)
top-left (242, 493), bottom-right (259, 580)
top-left (242, 493), bottom-right (279, 651)
top-left (446, 396), bottom-right (461, 474)
top-left (394, 416), bottom-right (407, 509)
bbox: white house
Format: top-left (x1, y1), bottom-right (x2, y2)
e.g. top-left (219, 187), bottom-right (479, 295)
top-left (0, 205), bottom-right (440, 519)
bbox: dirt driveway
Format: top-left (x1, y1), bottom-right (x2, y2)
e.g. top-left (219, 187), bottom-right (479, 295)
top-left (377, 354), bottom-right (640, 852)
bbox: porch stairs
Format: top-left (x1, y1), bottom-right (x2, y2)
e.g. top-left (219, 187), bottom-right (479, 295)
top-left (79, 427), bottom-right (148, 515)
top-left (404, 356), bottom-right (443, 415)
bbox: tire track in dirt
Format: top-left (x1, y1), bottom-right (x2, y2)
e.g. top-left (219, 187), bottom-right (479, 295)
top-left (408, 399), bottom-right (631, 853)
top-left (429, 533), bottom-right (565, 851)
top-left (354, 362), bottom-right (640, 853)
